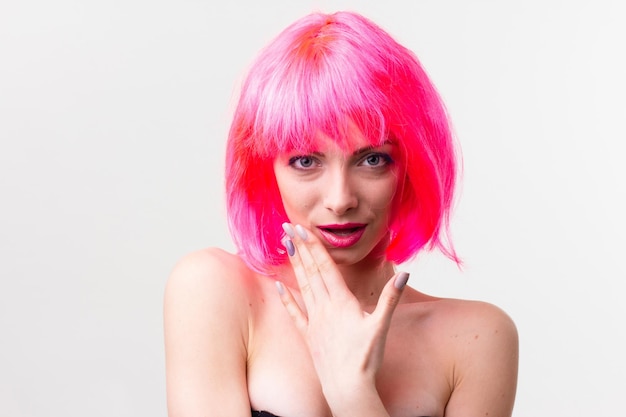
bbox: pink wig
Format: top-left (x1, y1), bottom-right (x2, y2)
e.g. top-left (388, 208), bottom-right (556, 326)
top-left (225, 11), bottom-right (460, 273)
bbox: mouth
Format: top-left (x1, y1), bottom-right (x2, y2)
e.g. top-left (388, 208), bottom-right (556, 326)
top-left (317, 223), bottom-right (366, 248)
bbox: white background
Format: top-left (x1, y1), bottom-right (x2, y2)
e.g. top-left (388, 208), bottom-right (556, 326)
top-left (1, 1), bottom-right (624, 416)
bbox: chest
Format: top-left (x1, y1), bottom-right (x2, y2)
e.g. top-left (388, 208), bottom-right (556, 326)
top-left (247, 302), bottom-right (452, 417)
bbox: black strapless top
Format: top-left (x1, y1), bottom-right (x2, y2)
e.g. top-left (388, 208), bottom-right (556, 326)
top-left (252, 411), bottom-right (280, 417)
top-left (253, 409), bottom-right (433, 417)
top-left (253, 409), bottom-right (431, 417)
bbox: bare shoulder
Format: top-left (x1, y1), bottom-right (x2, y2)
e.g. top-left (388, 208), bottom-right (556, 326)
top-left (165, 247), bottom-right (258, 303)
top-left (167, 246), bottom-right (253, 282)
top-left (423, 297), bottom-right (518, 359)
top-left (163, 247), bottom-right (260, 358)
top-left (426, 298), bottom-right (519, 416)
top-left (164, 248), bottom-right (258, 416)
top-left (403, 289), bottom-right (517, 341)
top-left (436, 298), bottom-right (517, 339)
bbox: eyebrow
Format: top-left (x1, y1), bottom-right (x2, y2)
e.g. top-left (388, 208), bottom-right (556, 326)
top-left (302, 140), bottom-right (396, 158)
top-left (351, 140), bottom-right (395, 156)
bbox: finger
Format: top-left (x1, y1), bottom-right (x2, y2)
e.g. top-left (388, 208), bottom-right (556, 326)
top-left (282, 237), bottom-right (316, 308)
top-left (373, 272), bottom-right (409, 325)
top-left (275, 281), bottom-right (308, 332)
top-left (292, 224), bottom-right (348, 297)
top-left (283, 224), bottom-right (329, 301)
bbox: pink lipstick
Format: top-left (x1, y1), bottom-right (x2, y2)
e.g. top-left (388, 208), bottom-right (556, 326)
top-left (317, 223), bottom-right (366, 248)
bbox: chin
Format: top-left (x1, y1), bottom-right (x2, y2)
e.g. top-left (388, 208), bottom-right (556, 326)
top-left (325, 247), bottom-right (362, 265)
top-left (327, 246), bottom-right (385, 267)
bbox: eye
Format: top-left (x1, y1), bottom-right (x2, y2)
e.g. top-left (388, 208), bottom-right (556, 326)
top-left (361, 153), bottom-right (392, 167)
top-left (288, 155), bottom-right (318, 170)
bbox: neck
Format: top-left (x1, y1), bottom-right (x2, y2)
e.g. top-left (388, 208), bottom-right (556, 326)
top-left (337, 257), bottom-right (396, 310)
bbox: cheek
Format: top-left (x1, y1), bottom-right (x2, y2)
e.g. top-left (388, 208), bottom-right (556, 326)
top-left (275, 176), bottom-right (315, 218)
top-left (367, 177), bottom-right (398, 212)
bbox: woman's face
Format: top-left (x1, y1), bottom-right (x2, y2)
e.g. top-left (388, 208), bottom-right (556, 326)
top-left (273, 129), bottom-right (399, 266)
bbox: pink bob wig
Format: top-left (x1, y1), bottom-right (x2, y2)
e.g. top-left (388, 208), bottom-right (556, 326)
top-left (225, 11), bottom-right (460, 274)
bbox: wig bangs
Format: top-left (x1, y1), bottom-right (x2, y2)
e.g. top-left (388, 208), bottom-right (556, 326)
top-left (238, 14), bottom-right (394, 159)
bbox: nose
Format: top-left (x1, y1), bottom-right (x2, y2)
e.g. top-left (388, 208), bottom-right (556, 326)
top-left (323, 168), bottom-right (358, 215)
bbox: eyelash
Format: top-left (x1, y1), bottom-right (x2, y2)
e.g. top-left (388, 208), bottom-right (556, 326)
top-left (361, 153), bottom-right (393, 167)
top-left (288, 155), bottom-right (319, 169)
top-left (287, 153), bottom-right (393, 170)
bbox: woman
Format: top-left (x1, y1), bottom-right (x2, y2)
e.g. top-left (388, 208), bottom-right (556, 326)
top-left (164, 11), bottom-right (518, 417)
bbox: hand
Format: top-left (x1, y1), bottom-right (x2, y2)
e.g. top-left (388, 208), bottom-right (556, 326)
top-left (276, 223), bottom-right (409, 408)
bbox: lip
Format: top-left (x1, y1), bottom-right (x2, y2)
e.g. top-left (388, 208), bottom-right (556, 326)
top-left (317, 223), bottom-right (367, 248)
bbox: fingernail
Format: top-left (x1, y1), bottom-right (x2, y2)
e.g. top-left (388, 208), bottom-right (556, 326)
top-left (394, 272), bottom-right (410, 290)
top-left (282, 223), bottom-right (295, 238)
top-left (275, 281), bottom-right (285, 295)
top-left (295, 224), bottom-right (308, 240)
top-left (284, 239), bottom-right (295, 256)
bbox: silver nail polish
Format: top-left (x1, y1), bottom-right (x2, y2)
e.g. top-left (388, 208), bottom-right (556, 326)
top-left (275, 281), bottom-right (285, 295)
top-left (282, 223), bottom-right (296, 238)
top-left (285, 239), bottom-right (295, 256)
top-left (394, 272), bottom-right (410, 289)
top-left (295, 224), bottom-right (308, 240)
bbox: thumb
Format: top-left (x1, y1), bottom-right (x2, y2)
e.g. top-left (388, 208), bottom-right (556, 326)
top-left (373, 271), bottom-right (410, 323)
